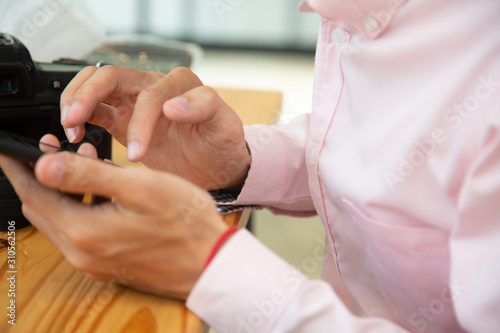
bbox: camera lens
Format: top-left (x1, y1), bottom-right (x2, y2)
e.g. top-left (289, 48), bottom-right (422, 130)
top-left (0, 75), bottom-right (16, 94)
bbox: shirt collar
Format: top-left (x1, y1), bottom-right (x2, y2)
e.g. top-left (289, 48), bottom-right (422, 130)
top-left (299, 0), bottom-right (408, 39)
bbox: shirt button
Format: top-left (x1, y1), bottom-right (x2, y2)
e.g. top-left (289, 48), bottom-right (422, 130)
top-left (309, 147), bottom-right (318, 164)
top-left (363, 16), bottom-right (379, 32)
top-left (330, 28), bottom-right (345, 46)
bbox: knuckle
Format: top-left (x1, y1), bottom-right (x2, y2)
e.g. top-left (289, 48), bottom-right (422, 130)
top-left (66, 252), bottom-right (95, 274)
top-left (77, 66), bottom-right (119, 97)
top-left (170, 66), bottom-right (192, 77)
top-left (168, 66), bottom-right (203, 88)
top-left (91, 108), bottom-right (113, 130)
top-left (60, 95), bottom-right (72, 107)
top-left (222, 128), bottom-right (243, 147)
top-left (150, 70), bottom-right (166, 82)
top-left (64, 240), bottom-right (111, 279)
top-left (56, 152), bottom-right (87, 188)
top-left (200, 86), bottom-right (220, 106)
top-left (98, 65), bottom-right (125, 84)
top-left (98, 64), bottom-right (119, 77)
top-left (79, 82), bottom-right (99, 98)
top-left (62, 66), bottom-right (97, 97)
top-left (80, 65), bottom-right (99, 76)
top-left (65, 151), bottom-right (85, 169)
top-left (137, 86), bottom-right (159, 101)
top-left (65, 227), bottom-right (94, 253)
top-left (140, 71), bottom-right (164, 88)
top-left (21, 203), bottom-right (33, 220)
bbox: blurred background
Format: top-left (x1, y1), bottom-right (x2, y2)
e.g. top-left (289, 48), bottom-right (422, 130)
top-left (82, 0), bottom-right (321, 125)
top-left (86, 0), bottom-right (320, 51)
top-left (0, 0), bottom-right (325, 298)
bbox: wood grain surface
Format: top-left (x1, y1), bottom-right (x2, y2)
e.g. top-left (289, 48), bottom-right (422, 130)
top-left (0, 88), bottom-right (281, 333)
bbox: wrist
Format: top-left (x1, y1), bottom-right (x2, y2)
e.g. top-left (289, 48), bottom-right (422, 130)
top-left (203, 226), bottom-right (240, 270)
top-left (222, 142), bottom-right (252, 192)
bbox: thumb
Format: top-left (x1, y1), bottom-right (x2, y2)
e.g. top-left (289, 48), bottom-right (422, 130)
top-left (162, 86), bottom-right (240, 132)
top-left (34, 152), bottom-right (145, 210)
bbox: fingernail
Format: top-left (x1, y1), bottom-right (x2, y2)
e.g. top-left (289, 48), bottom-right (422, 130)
top-left (66, 127), bottom-right (78, 143)
top-left (166, 96), bottom-right (189, 114)
top-left (61, 105), bottom-right (70, 123)
top-left (127, 141), bottom-right (142, 161)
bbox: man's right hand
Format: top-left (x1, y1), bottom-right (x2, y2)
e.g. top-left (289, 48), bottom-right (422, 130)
top-left (60, 65), bottom-right (250, 190)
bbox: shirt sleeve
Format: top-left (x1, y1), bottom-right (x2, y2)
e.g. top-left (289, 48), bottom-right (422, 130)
top-left (450, 105), bottom-right (500, 333)
top-left (232, 114), bottom-right (317, 216)
top-left (186, 229), bottom-right (408, 333)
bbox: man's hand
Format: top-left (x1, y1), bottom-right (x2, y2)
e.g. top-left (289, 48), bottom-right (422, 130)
top-left (0, 150), bottom-right (228, 300)
top-left (60, 66), bottom-right (250, 190)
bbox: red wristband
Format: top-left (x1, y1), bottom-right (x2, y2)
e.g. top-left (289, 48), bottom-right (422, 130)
top-left (204, 226), bottom-right (239, 270)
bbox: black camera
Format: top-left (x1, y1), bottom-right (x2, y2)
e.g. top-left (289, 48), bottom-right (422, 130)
top-left (0, 33), bottom-right (112, 231)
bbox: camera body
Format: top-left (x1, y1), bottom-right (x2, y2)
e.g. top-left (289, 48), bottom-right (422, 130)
top-left (0, 33), bottom-right (112, 230)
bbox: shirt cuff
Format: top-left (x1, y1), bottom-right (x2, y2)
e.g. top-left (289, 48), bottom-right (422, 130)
top-left (210, 190), bottom-right (262, 214)
top-left (186, 229), bottom-right (309, 333)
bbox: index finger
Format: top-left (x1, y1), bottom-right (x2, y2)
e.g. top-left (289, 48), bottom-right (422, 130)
top-left (60, 66), bottom-right (151, 129)
top-left (126, 67), bottom-right (203, 161)
top-left (60, 66), bottom-right (98, 122)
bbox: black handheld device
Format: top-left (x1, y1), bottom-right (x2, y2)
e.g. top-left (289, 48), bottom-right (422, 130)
top-left (0, 33), bottom-right (112, 231)
top-left (0, 130), bottom-right (44, 164)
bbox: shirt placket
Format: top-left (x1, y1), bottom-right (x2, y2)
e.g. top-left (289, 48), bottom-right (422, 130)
top-left (307, 18), bottom-right (350, 271)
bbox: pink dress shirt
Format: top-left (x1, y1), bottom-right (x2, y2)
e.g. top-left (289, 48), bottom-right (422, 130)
top-left (187, 0), bottom-right (500, 332)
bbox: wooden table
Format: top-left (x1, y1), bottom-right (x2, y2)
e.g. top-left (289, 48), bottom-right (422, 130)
top-left (0, 88), bottom-right (282, 333)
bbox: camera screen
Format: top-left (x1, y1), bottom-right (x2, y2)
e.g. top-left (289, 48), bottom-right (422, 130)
top-left (0, 75), bottom-right (16, 94)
